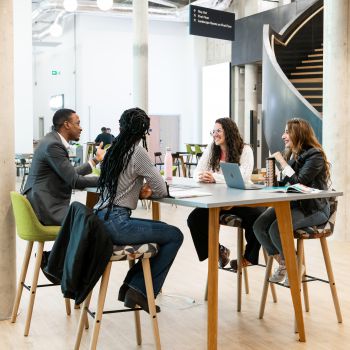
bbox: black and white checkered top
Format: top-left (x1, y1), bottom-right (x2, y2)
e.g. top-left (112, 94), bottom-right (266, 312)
top-left (96, 145), bottom-right (167, 210)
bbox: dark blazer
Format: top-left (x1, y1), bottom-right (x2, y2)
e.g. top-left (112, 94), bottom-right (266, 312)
top-left (23, 131), bottom-right (99, 225)
top-left (45, 202), bottom-right (113, 304)
top-left (281, 147), bottom-right (329, 215)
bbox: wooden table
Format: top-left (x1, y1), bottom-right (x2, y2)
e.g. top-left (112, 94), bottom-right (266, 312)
top-left (86, 180), bottom-right (342, 349)
top-left (149, 178), bottom-right (342, 349)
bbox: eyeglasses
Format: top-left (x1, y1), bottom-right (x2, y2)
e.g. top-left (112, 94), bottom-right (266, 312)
top-left (210, 128), bottom-right (223, 136)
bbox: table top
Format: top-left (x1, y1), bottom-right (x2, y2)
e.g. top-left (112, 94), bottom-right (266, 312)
top-left (154, 177), bottom-right (343, 208)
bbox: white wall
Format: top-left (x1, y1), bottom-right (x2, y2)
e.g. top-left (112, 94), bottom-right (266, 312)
top-left (13, 0), bottom-right (33, 154)
top-left (33, 14), bottom-right (207, 151)
top-left (33, 15), bottom-right (76, 138)
top-left (202, 62), bottom-right (231, 145)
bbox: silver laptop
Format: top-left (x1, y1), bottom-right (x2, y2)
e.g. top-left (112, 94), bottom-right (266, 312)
top-left (220, 162), bottom-right (264, 190)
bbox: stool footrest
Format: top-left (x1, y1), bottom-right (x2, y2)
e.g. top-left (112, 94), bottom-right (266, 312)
top-left (86, 306), bottom-right (143, 319)
top-left (22, 282), bottom-right (59, 291)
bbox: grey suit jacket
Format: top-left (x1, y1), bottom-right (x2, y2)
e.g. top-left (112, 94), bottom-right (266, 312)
top-left (23, 131), bottom-right (99, 225)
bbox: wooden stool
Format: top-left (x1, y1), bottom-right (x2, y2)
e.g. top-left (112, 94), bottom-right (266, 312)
top-left (74, 243), bottom-right (161, 350)
top-left (205, 213), bottom-right (277, 312)
top-left (10, 192), bottom-right (71, 336)
top-left (259, 196), bottom-right (342, 324)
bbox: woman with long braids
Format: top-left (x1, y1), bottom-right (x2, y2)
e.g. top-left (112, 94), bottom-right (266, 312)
top-left (95, 107), bottom-right (183, 313)
top-left (187, 118), bottom-right (265, 270)
top-left (253, 118), bottom-right (331, 286)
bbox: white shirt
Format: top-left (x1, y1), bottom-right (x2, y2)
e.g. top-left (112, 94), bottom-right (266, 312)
top-left (57, 131), bottom-right (94, 169)
top-left (193, 144), bottom-right (254, 183)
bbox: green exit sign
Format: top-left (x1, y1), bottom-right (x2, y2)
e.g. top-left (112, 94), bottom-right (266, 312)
top-left (51, 70), bottom-right (61, 75)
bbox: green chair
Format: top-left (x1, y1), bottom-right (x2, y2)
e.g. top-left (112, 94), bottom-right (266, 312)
top-left (185, 144), bottom-right (198, 177)
top-left (194, 144), bottom-right (203, 157)
top-left (10, 191), bottom-right (71, 336)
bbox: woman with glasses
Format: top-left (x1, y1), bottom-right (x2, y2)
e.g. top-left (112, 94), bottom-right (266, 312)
top-left (187, 117), bottom-right (265, 270)
top-left (95, 107), bottom-right (183, 313)
top-left (253, 118), bottom-right (330, 286)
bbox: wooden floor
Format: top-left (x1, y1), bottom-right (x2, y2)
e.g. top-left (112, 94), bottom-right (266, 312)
top-left (1, 185), bottom-right (349, 349)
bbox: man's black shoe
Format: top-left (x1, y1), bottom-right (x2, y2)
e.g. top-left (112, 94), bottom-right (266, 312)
top-left (41, 251), bottom-right (61, 285)
top-left (118, 283), bottom-right (129, 302)
top-left (124, 288), bottom-right (160, 314)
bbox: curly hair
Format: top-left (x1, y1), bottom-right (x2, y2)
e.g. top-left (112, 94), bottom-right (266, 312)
top-left (209, 118), bottom-right (244, 171)
top-left (284, 118), bottom-right (330, 183)
top-left (97, 107), bottom-right (150, 217)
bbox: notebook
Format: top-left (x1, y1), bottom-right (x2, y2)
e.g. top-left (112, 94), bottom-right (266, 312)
top-left (220, 162), bottom-right (265, 190)
top-left (168, 184), bottom-right (212, 198)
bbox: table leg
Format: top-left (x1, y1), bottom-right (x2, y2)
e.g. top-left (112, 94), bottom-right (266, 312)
top-left (207, 207), bottom-right (220, 350)
top-left (152, 201), bottom-right (160, 221)
top-left (86, 192), bottom-right (100, 209)
top-left (274, 201), bottom-right (305, 342)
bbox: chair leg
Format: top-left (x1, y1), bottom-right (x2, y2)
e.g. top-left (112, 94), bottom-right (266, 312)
top-left (11, 241), bottom-right (33, 323)
top-left (263, 249), bottom-right (277, 303)
top-left (236, 227), bottom-right (244, 312)
top-left (297, 239), bottom-right (309, 312)
top-left (142, 259), bottom-right (161, 350)
top-left (259, 256), bottom-right (273, 319)
top-left (65, 298), bottom-right (71, 315)
top-left (204, 279), bottom-right (208, 302)
top-left (74, 290), bottom-right (93, 350)
top-left (301, 250), bottom-right (310, 312)
top-left (24, 242), bottom-right (44, 336)
top-left (89, 261), bottom-right (112, 350)
top-left (320, 238), bottom-right (343, 323)
top-left (239, 228), bottom-right (250, 296)
top-left (129, 260), bottom-right (142, 345)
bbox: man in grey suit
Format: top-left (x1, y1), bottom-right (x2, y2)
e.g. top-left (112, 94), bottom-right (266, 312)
top-left (23, 108), bottom-right (105, 226)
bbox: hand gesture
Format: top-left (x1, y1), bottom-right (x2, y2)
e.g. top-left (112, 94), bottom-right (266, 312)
top-left (95, 142), bottom-right (106, 162)
top-left (198, 171), bottom-right (215, 183)
top-left (139, 183), bottom-right (153, 199)
top-left (271, 151), bottom-right (287, 169)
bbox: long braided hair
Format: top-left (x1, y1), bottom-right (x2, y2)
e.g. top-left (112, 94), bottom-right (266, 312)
top-left (209, 118), bottom-right (244, 171)
top-left (97, 108), bottom-right (150, 217)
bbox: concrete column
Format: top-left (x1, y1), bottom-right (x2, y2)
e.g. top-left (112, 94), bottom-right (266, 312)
top-left (233, 66), bottom-right (245, 133)
top-left (132, 0), bottom-right (148, 112)
top-left (244, 63), bottom-right (258, 144)
top-left (323, 0), bottom-right (350, 240)
top-left (0, 0), bottom-right (17, 320)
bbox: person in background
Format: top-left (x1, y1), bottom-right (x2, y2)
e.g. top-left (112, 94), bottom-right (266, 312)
top-left (187, 117), bottom-right (265, 270)
top-left (95, 107), bottom-right (183, 313)
top-left (95, 127), bottom-right (113, 148)
top-left (106, 127), bottom-right (115, 143)
top-left (23, 108), bottom-right (104, 226)
top-left (253, 118), bottom-right (331, 286)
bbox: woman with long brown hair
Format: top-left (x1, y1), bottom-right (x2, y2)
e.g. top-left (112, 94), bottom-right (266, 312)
top-left (253, 118), bottom-right (331, 285)
top-left (187, 117), bottom-right (265, 270)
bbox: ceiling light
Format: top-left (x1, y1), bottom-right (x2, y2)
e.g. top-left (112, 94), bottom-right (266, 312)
top-left (63, 0), bottom-right (78, 12)
top-left (97, 0), bottom-right (113, 11)
top-left (49, 23), bottom-right (63, 37)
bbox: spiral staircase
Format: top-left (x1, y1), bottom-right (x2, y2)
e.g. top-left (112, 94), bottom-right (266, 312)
top-left (262, 0), bottom-right (323, 153)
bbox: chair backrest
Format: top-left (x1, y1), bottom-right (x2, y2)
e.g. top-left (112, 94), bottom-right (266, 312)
top-left (194, 144), bottom-right (202, 154)
top-left (294, 195), bottom-right (338, 239)
top-left (10, 191), bottom-right (59, 242)
top-left (154, 152), bottom-right (163, 165)
top-left (327, 195), bottom-right (338, 232)
top-left (186, 144), bottom-right (195, 155)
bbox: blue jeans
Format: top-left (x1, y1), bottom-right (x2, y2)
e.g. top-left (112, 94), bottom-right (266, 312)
top-left (97, 207), bottom-right (183, 298)
top-left (253, 203), bottom-right (330, 259)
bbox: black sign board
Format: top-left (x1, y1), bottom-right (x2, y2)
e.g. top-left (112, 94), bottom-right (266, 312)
top-left (189, 5), bottom-right (235, 41)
